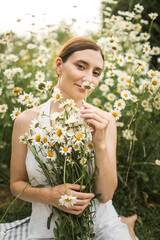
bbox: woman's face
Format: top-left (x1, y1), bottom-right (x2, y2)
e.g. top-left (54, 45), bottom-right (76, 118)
top-left (56, 49), bottom-right (104, 105)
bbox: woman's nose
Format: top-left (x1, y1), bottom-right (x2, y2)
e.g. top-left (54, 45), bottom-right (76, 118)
top-left (83, 71), bottom-right (93, 83)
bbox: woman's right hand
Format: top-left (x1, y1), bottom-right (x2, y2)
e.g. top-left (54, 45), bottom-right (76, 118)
top-left (39, 184), bottom-right (94, 215)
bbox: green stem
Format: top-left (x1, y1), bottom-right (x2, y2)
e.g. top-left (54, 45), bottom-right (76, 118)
top-left (0, 181), bottom-right (30, 223)
top-left (149, 20), bottom-right (153, 34)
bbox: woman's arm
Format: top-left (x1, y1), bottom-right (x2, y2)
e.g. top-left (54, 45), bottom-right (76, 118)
top-left (10, 110), bottom-right (94, 215)
top-left (80, 102), bottom-right (118, 203)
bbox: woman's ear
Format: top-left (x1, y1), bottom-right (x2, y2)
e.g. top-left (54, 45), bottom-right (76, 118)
top-left (55, 57), bottom-right (63, 76)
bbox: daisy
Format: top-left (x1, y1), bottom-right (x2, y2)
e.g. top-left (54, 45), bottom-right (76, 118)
top-left (125, 52), bottom-right (134, 63)
top-left (52, 87), bottom-right (63, 103)
top-left (10, 108), bottom-right (21, 120)
top-left (0, 104), bottom-right (8, 113)
top-left (110, 109), bottom-right (122, 120)
top-left (148, 70), bottom-right (157, 78)
top-left (104, 78), bottom-right (114, 86)
top-left (7, 54), bottom-right (19, 62)
top-left (27, 43), bottom-right (36, 49)
top-left (143, 43), bottom-right (151, 55)
top-left (106, 70), bottom-right (116, 77)
top-left (104, 102), bottom-right (113, 111)
top-left (120, 90), bottom-right (131, 100)
top-left (59, 195), bottom-right (77, 207)
top-left (140, 33), bottom-right (150, 41)
top-left (151, 78), bottom-right (160, 88)
top-left (148, 13), bottom-right (158, 20)
top-left (130, 95), bottom-right (138, 102)
top-left (96, 37), bottom-right (107, 49)
top-left (60, 145), bottom-right (72, 155)
top-left (0, 88), bottom-right (2, 95)
top-left (13, 87), bottom-right (22, 95)
top-left (73, 143), bottom-right (80, 151)
top-left (46, 149), bottom-right (57, 161)
top-left (99, 84), bottom-right (109, 92)
top-left (134, 3), bottom-right (144, 13)
top-left (37, 56), bottom-right (47, 67)
top-left (155, 103), bottom-right (160, 110)
top-left (81, 81), bottom-right (95, 91)
top-left (107, 93), bottom-right (117, 101)
top-left (144, 107), bottom-right (152, 112)
top-left (35, 71), bottom-right (45, 81)
top-left (92, 98), bottom-right (101, 106)
top-left (141, 100), bottom-right (149, 108)
top-left (151, 47), bottom-right (160, 55)
top-left (35, 80), bottom-right (47, 92)
top-left (114, 99), bottom-right (125, 110)
top-left (116, 122), bottom-right (124, 127)
top-left (117, 55), bottom-right (125, 66)
top-left (80, 158), bottom-right (87, 166)
top-left (122, 129), bottom-right (132, 140)
top-left (155, 160), bottom-right (160, 166)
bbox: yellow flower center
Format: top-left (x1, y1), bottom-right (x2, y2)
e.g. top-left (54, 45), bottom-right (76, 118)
top-left (74, 145), bottom-right (78, 149)
top-left (152, 80), bottom-right (157, 85)
top-left (121, 77), bottom-right (125, 81)
top-left (118, 103), bottom-right (122, 106)
top-left (128, 56), bottom-right (132, 60)
top-left (76, 134), bottom-right (83, 141)
top-left (151, 73), bottom-right (156, 77)
top-left (35, 135), bottom-right (41, 142)
top-left (56, 93), bottom-right (60, 99)
top-left (124, 93), bottom-right (128, 97)
top-left (39, 60), bottom-right (43, 64)
top-left (110, 39), bottom-right (114, 43)
top-left (15, 112), bottom-right (19, 116)
top-left (69, 103), bottom-right (72, 107)
top-left (57, 129), bottom-right (62, 137)
top-left (63, 147), bottom-right (68, 152)
top-left (48, 151), bottom-right (53, 157)
top-left (43, 137), bottom-right (47, 143)
top-left (154, 49), bottom-right (158, 53)
top-left (1, 106), bottom-right (5, 110)
top-left (112, 112), bottom-right (118, 117)
top-left (65, 198), bottom-right (72, 202)
top-left (88, 144), bottom-right (93, 149)
top-left (141, 67), bottom-right (145, 71)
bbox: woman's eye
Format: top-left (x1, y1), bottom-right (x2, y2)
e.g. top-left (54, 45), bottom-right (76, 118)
top-left (93, 72), bottom-right (100, 77)
top-left (77, 64), bottom-right (84, 70)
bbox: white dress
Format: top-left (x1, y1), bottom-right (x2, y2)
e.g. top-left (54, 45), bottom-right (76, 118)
top-left (0, 98), bottom-right (139, 240)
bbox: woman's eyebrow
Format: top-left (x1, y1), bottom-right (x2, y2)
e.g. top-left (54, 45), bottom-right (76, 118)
top-left (74, 59), bottom-right (103, 72)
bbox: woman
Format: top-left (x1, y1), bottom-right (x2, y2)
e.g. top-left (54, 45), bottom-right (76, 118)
top-left (1, 37), bottom-right (138, 239)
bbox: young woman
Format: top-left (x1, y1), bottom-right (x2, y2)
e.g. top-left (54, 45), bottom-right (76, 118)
top-left (1, 37), bottom-right (138, 239)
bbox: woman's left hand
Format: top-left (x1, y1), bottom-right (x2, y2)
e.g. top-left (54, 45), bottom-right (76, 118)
top-left (80, 102), bottom-right (110, 147)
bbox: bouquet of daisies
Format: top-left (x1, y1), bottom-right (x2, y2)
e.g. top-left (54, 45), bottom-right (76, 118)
top-left (20, 82), bottom-right (98, 240)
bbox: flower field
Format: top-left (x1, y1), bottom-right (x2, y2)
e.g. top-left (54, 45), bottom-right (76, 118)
top-left (0, 0), bottom-right (160, 239)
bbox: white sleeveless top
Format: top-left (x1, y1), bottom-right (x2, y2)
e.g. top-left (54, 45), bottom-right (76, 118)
top-left (25, 98), bottom-right (132, 239)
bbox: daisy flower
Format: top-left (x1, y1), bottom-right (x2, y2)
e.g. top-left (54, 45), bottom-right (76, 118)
top-left (114, 99), bottom-right (126, 110)
top-left (155, 103), bottom-right (160, 110)
top-left (148, 70), bottom-right (157, 78)
top-left (151, 47), bottom-right (160, 55)
top-left (37, 56), bottom-right (47, 67)
top-left (140, 33), bottom-right (150, 41)
top-left (104, 102), bottom-right (113, 111)
top-left (134, 3), bottom-right (144, 13)
top-left (92, 98), bottom-right (101, 106)
top-left (155, 160), bottom-right (160, 166)
top-left (59, 195), bottom-right (77, 207)
top-left (117, 55), bottom-right (125, 66)
top-left (130, 95), bottom-right (138, 102)
top-left (110, 109), bottom-right (122, 120)
top-left (144, 107), bottom-right (152, 112)
top-left (13, 87), bottom-right (22, 95)
top-left (120, 90), bottom-right (131, 100)
top-left (143, 43), bottom-right (151, 55)
top-left (125, 52), bottom-right (134, 63)
top-left (96, 37), bottom-right (107, 49)
top-left (107, 93), bottom-right (117, 101)
top-left (104, 78), bottom-right (114, 86)
top-left (81, 81), bottom-right (95, 91)
top-left (10, 108), bottom-right (21, 120)
top-left (27, 43), bottom-right (36, 49)
top-left (99, 84), bottom-right (109, 92)
top-left (7, 54), bottom-right (19, 62)
top-left (60, 145), bottom-right (72, 155)
top-left (0, 104), bottom-right (8, 113)
top-left (80, 158), bottom-right (87, 166)
top-left (46, 149), bottom-right (57, 161)
top-left (141, 100), bottom-right (149, 108)
top-left (116, 122), bottom-right (124, 127)
top-left (148, 13), bottom-right (158, 20)
top-left (35, 71), bottom-right (45, 81)
top-left (122, 129), bottom-right (133, 140)
top-left (52, 87), bottom-right (63, 103)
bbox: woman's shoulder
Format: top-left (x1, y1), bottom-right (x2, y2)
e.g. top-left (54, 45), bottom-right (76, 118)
top-left (13, 102), bottom-right (46, 133)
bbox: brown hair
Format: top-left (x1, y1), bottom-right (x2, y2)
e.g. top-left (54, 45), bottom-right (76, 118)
top-left (57, 37), bottom-right (104, 62)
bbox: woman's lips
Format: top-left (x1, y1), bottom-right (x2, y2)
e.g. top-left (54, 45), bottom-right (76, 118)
top-left (75, 84), bottom-right (84, 90)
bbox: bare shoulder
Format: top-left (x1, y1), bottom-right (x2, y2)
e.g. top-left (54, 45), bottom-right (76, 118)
top-left (13, 102), bottom-right (46, 133)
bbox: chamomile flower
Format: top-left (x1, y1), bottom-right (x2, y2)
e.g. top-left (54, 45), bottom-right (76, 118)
top-left (114, 99), bottom-right (126, 110)
top-left (148, 12), bottom-right (158, 20)
top-left (134, 3), bottom-right (144, 13)
top-left (80, 158), bottom-right (87, 166)
top-left (151, 47), bottom-right (160, 55)
top-left (92, 98), bottom-right (101, 106)
top-left (37, 56), bottom-right (47, 67)
top-left (110, 109), bottom-right (122, 120)
top-left (117, 55), bottom-right (125, 66)
top-left (155, 103), bottom-right (160, 110)
top-left (130, 95), bottom-right (138, 102)
top-left (52, 87), bottom-right (63, 103)
top-left (35, 71), bottom-right (45, 81)
top-left (10, 108), bottom-right (21, 120)
top-left (144, 107), bottom-right (152, 112)
top-left (99, 84), bottom-right (109, 92)
top-left (155, 160), bottom-right (160, 166)
top-left (46, 149), bottom-right (57, 161)
top-left (107, 93), bottom-right (117, 101)
top-left (0, 104), bottom-right (8, 113)
top-left (81, 81), bottom-right (95, 91)
top-left (104, 78), bottom-right (114, 86)
top-left (97, 37), bottom-right (107, 49)
top-left (143, 43), bottom-right (151, 55)
top-left (7, 54), bottom-right (19, 62)
top-left (121, 90), bottom-right (131, 100)
top-left (27, 43), bottom-right (36, 49)
top-left (122, 129), bottom-right (133, 140)
top-left (125, 52), bottom-right (134, 63)
top-left (59, 195), bottom-right (77, 207)
top-left (116, 122), bottom-right (124, 127)
top-left (60, 145), bottom-right (72, 155)
top-left (104, 102), bottom-right (113, 111)
top-left (13, 87), bottom-right (22, 95)
top-left (148, 70), bottom-right (158, 78)
top-left (140, 33), bottom-right (150, 41)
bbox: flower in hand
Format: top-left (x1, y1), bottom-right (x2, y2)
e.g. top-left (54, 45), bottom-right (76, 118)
top-left (59, 195), bottom-right (77, 207)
